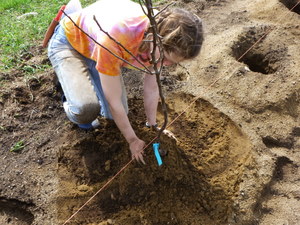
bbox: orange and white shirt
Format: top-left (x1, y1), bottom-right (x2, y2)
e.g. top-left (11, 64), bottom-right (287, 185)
top-left (62, 0), bottom-right (151, 76)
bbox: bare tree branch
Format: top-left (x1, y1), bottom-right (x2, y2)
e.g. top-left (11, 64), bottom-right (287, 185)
top-left (62, 0), bottom-right (174, 141)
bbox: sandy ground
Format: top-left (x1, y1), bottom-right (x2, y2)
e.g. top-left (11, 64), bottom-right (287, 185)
top-left (0, 0), bottom-right (299, 224)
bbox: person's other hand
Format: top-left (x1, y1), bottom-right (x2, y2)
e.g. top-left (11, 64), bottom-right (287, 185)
top-left (129, 138), bottom-right (146, 164)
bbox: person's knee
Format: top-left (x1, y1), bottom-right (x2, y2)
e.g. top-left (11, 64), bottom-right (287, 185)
top-left (66, 101), bottom-right (100, 124)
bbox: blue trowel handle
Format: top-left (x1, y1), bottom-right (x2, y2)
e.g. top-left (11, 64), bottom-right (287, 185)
top-left (153, 143), bottom-right (163, 166)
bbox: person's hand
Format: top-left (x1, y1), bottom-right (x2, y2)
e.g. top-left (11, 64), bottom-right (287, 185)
top-left (129, 138), bottom-right (146, 164)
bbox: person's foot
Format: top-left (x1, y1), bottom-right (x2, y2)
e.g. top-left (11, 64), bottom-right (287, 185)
top-left (77, 119), bottom-right (100, 130)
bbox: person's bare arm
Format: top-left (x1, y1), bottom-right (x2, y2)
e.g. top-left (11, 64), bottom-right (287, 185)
top-left (100, 73), bottom-right (145, 164)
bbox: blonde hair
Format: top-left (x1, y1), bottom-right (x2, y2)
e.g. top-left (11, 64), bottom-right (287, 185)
top-left (139, 8), bottom-right (204, 60)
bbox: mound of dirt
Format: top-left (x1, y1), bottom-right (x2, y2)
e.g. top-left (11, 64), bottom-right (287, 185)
top-left (0, 0), bottom-right (299, 224)
top-left (55, 94), bottom-right (253, 224)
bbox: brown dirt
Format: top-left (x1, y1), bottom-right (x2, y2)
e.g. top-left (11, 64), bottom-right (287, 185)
top-left (0, 0), bottom-right (299, 224)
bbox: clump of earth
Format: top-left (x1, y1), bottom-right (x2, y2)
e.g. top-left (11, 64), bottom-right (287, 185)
top-left (0, 0), bottom-right (299, 224)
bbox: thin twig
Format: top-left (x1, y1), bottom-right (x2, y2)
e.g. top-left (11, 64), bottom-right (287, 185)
top-left (154, 2), bottom-right (175, 18)
top-left (139, 0), bottom-right (148, 19)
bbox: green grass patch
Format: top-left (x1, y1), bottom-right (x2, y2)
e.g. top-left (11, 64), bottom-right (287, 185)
top-left (0, 0), bottom-right (95, 71)
top-left (0, 0), bottom-right (63, 71)
top-left (10, 140), bottom-right (25, 152)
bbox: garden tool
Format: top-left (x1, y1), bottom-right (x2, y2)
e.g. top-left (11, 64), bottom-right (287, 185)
top-left (42, 5), bottom-right (66, 48)
top-left (153, 143), bottom-right (163, 166)
top-left (153, 142), bottom-right (168, 166)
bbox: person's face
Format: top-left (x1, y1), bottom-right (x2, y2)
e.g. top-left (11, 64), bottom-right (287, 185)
top-left (163, 51), bottom-right (184, 66)
top-left (145, 42), bottom-right (184, 68)
top-left (152, 47), bottom-right (184, 67)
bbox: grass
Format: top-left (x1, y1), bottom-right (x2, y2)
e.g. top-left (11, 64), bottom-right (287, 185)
top-left (0, 0), bottom-right (95, 72)
top-left (10, 140), bottom-right (25, 152)
top-left (0, 0), bottom-right (163, 73)
top-left (0, 0), bottom-right (60, 71)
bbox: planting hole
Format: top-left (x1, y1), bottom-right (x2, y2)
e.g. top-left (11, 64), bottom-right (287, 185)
top-left (232, 26), bottom-right (287, 74)
top-left (0, 198), bottom-right (34, 225)
top-left (280, 0), bottom-right (300, 14)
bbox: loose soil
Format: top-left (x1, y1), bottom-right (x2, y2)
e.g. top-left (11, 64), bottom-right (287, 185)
top-left (0, 0), bottom-right (299, 224)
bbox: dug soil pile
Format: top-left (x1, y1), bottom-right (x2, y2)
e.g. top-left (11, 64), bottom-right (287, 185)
top-left (0, 0), bottom-right (299, 224)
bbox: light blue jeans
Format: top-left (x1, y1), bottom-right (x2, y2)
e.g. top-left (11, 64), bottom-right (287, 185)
top-left (48, 24), bottom-right (128, 125)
